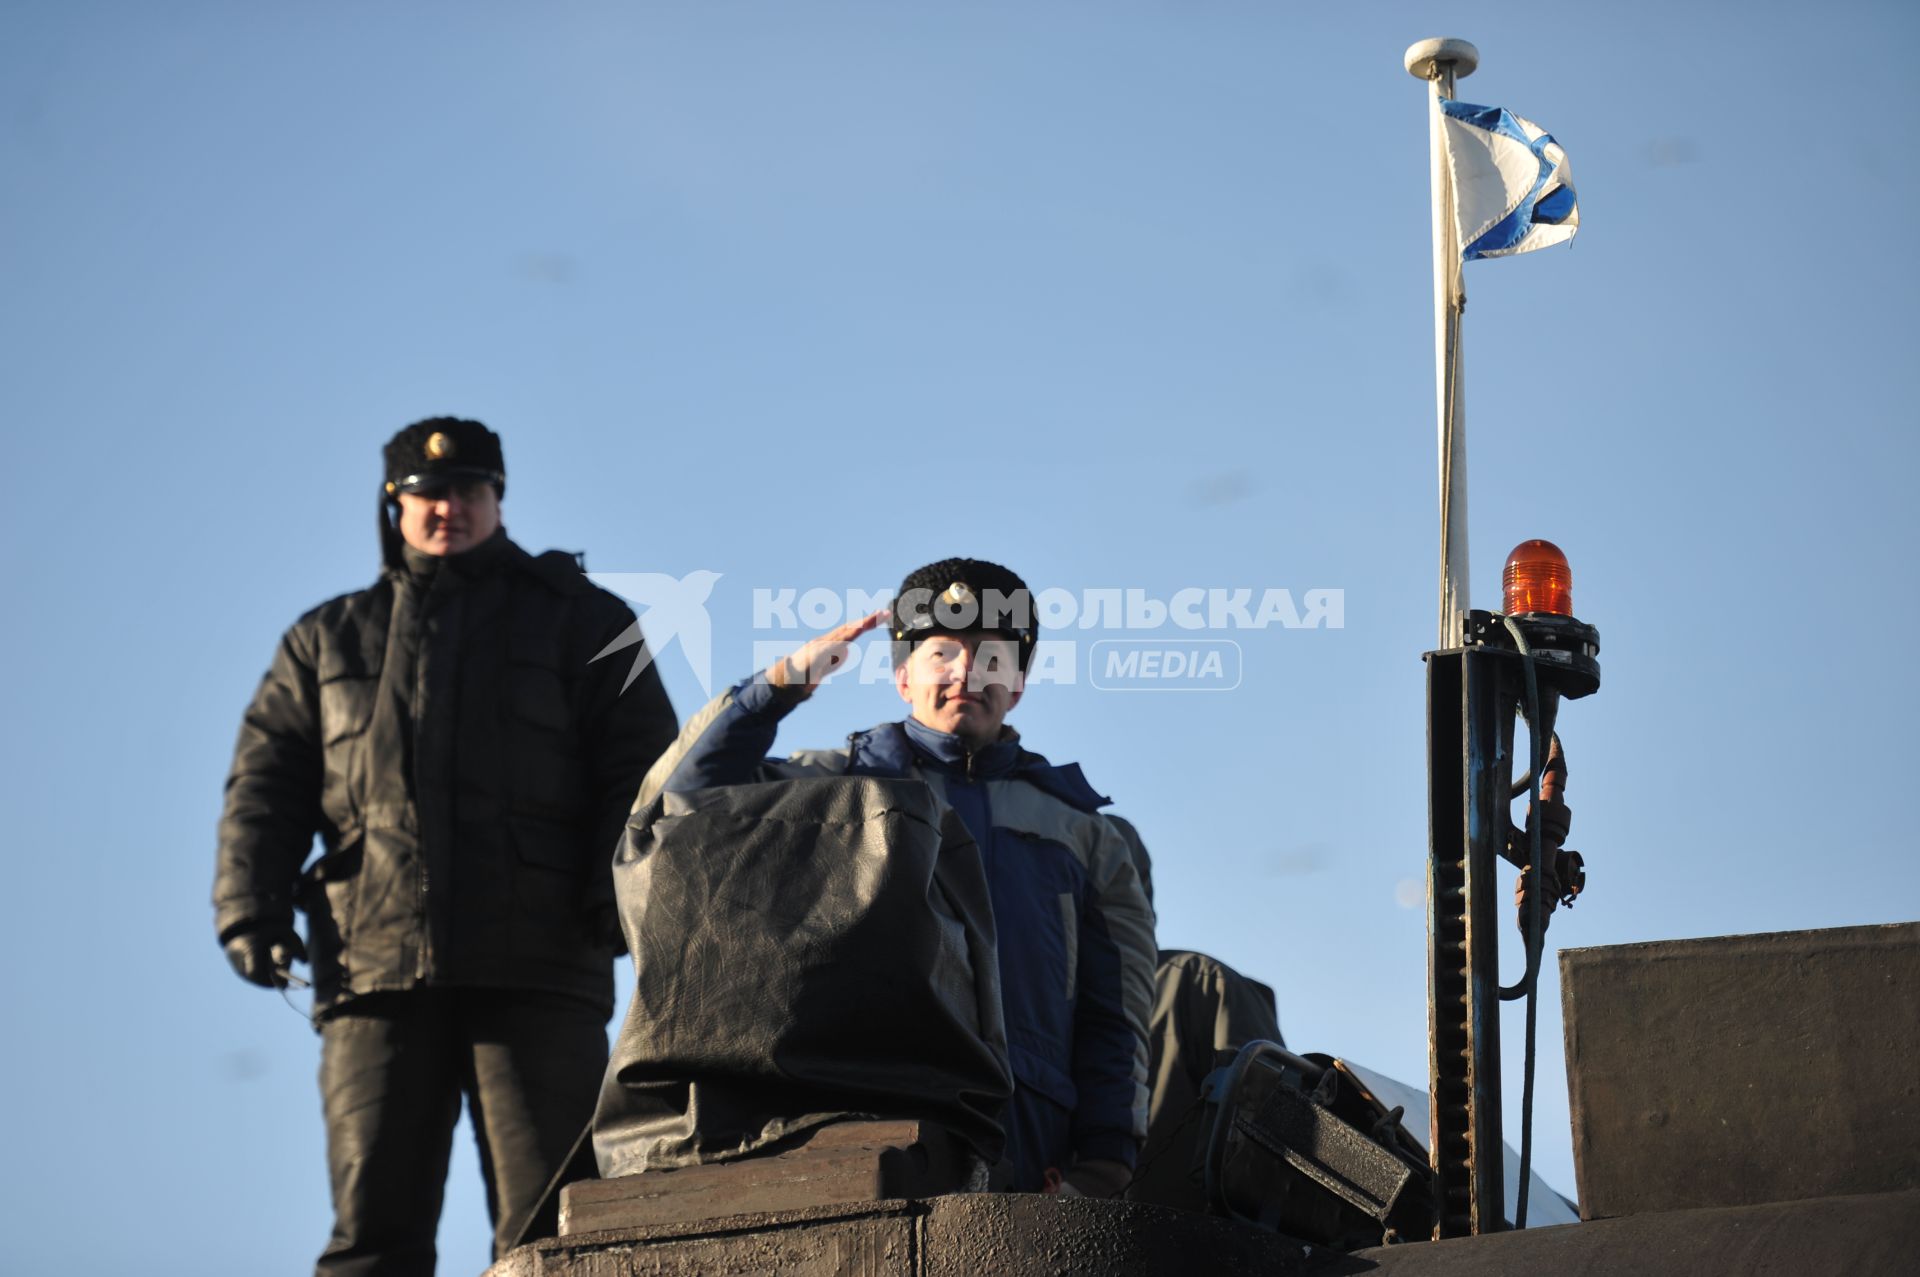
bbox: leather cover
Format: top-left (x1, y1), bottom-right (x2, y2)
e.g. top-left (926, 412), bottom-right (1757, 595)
top-left (593, 776), bottom-right (1011, 1176)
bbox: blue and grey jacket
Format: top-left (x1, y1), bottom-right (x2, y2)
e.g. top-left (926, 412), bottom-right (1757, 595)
top-left (637, 677), bottom-right (1157, 1189)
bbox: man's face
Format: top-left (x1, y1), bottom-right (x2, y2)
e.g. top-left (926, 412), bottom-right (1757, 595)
top-left (395, 480), bottom-right (501, 556)
top-left (894, 631), bottom-right (1025, 750)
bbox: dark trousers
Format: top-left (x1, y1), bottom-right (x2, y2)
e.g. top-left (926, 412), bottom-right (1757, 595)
top-left (315, 988), bottom-right (607, 1276)
top-left (1127, 950), bottom-right (1284, 1212)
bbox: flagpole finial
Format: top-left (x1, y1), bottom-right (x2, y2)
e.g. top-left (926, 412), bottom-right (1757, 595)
top-left (1405, 38), bottom-right (1479, 81)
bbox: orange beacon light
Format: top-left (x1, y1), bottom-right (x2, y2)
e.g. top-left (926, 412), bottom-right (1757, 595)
top-left (1503, 539), bottom-right (1572, 617)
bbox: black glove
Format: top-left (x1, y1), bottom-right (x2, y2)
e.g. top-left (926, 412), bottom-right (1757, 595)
top-left (223, 923), bottom-right (307, 988)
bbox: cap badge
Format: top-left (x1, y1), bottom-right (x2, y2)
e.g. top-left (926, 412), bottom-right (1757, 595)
top-left (942, 582), bottom-right (975, 608)
top-left (424, 431), bottom-right (453, 461)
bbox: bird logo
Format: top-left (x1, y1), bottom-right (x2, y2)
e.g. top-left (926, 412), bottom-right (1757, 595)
top-left (587, 570), bottom-right (723, 696)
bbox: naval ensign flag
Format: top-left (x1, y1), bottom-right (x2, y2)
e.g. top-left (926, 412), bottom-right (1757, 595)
top-left (1438, 101), bottom-right (1579, 260)
top-left (1416, 55), bottom-right (1582, 650)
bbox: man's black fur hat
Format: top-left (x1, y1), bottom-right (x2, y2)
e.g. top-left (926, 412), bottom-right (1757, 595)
top-left (890, 557), bottom-right (1038, 671)
top-left (382, 417), bottom-right (506, 498)
top-left (378, 417), bottom-right (506, 568)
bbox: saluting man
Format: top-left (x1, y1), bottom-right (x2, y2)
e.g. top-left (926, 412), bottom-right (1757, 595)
top-left (637, 558), bottom-right (1157, 1197)
top-left (213, 418), bottom-right (677, 1275)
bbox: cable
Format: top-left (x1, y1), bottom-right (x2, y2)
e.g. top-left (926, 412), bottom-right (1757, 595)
top-left (1509, 733), bottom-right (1563, 799)
top-left (1437, 278), bottom-right (1467, 645)
top-left (1497, 613), bottom-right (1545, 1230)
top-left (276, 966), bottom-right (317, 1026)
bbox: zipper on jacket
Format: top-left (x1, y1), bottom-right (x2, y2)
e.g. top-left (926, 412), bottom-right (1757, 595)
top-left (412, 581), bottom-right (433, 982)
top-left (957, 753), bottom-right (994, 876)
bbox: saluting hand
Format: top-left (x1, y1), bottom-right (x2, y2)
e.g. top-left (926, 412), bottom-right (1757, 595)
top-left (768, 609), bottom-right (888, 698)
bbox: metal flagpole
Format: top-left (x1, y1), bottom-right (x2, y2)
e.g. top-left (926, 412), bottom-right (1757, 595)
top-left (1405, 37), bottom-right (1479, 649)
top-left (1408, 34), bottom-right (1501, 1244)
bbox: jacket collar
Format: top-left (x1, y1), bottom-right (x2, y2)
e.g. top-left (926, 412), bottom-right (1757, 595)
top-left (848, 719), bottom-right (1112, 814)
top-left (390, 527), bottom-right (517, 587)
top-left (902, 716), bottom-right (1023, 776)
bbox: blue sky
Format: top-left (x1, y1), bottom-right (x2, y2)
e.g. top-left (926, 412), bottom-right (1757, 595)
top-left (2, 2), bottom-right (1915, 1272)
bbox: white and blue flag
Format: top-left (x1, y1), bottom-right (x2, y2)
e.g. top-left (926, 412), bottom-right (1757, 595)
top-left (1439, 101), bottom-right (1578, 260)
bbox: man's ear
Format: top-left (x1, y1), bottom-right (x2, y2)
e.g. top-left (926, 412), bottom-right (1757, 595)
top-left (1006, 671), bottom-right (1025, 713)
top-left (892, 658), bottom-right (913, 704)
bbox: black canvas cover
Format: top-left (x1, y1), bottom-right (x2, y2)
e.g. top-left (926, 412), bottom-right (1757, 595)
top-left (593, 776), bottom-right (1012, 1177)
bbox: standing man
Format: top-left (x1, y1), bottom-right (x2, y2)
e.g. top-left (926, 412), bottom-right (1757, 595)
top-left (213, 418), bottom-right (678, 1274)
top-left (638, 558), bottom-right (1156, 1197)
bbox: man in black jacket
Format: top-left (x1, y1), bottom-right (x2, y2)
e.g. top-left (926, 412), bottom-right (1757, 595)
top-left (213, 417), bottom-right (678, 1275)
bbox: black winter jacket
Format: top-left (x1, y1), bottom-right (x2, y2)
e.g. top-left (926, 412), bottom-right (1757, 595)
top-left (213, 532), bottom-right (678, 1017)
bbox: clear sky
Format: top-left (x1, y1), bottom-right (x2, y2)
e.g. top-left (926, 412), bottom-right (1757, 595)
top-left (3, 2), bottom-right (1915, 1272)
